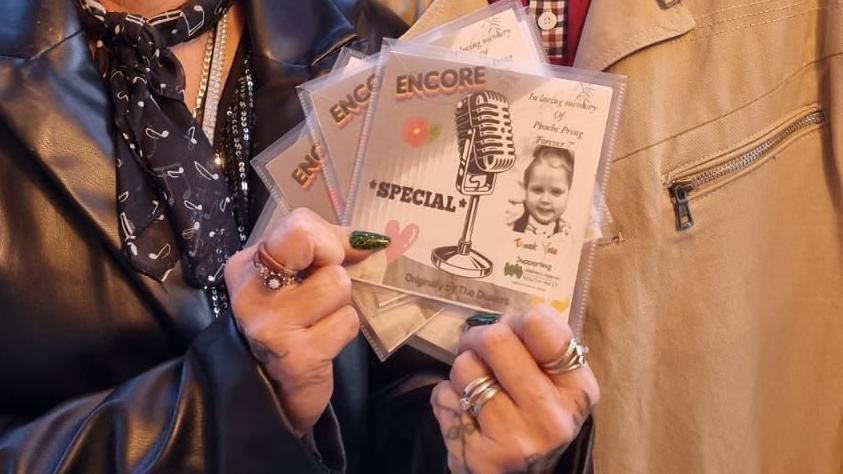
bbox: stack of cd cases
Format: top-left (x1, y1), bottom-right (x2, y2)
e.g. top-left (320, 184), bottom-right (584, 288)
top-left (250, 0), bottom-right (626, 363)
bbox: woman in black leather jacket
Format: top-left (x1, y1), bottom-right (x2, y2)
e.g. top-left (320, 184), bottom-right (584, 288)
top-left (0, 0), bottom-right (596, 472)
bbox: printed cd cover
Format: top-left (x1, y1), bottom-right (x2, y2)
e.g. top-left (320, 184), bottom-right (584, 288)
top-left (252, 123), bottom-right (339, 223)
top-left (299, 2), bottom-right (544, 215)
top-left (347, 45), bottom-right (623, 314)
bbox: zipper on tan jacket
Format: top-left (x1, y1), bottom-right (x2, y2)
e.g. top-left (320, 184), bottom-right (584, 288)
top-left (667, 109), bottom-right (825, 231)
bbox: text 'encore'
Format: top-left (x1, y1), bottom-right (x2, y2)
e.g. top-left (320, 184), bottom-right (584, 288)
top-left (396, 66), bottom-right (486, 100)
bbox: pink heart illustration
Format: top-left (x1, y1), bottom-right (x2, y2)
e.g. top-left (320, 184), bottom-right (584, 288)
top-left (384, 220), bottom-right (420, 264)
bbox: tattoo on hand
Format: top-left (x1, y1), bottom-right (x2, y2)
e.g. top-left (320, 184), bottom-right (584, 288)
top-left (248, 339), bottom-right (280, 365)
top-left (233, 318), bottom-right (277, 365)
top-left (444, 418), bottom-right (478, 440)
top-left (505, 389), bottom-right (592, 474)
top-left (433, 397), bottom-right (475, 474)
top-left (434, 399), bottom-right (477, 440)
top-left (434, 384), bottom-right (593, 474)
top-left (507, 443), bottom-right (570, 474)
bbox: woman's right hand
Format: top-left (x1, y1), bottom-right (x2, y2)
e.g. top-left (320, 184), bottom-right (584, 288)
top-left (224, 209), bottom-right (388, 437)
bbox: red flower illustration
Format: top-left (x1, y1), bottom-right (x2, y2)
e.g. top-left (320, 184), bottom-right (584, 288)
top-left (402, 117), bottom-right (431, 148)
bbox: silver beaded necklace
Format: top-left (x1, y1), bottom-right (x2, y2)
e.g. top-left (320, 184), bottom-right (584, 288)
top-left (192, 25), bottom-right (215, 119)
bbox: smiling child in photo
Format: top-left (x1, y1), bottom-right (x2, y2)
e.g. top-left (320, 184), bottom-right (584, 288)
top-left (511, 145), bottom-right (574, 237)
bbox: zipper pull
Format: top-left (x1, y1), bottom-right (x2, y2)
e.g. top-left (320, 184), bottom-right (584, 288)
top-left (668, 180), bottom-right (695, 231)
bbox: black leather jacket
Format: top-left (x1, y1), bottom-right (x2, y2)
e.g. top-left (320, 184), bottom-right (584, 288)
top-left (0, 0), bottom-right (592, 472)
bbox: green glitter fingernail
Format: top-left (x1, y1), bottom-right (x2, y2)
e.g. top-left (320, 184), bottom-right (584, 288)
top-left (350, 231), bottom-right (391, 250)
top-left (465, 312), bottom-right (500, 327)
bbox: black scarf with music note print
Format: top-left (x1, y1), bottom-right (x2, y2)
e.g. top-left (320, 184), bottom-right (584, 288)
top-left (75, 0), bottom-right (237, 287)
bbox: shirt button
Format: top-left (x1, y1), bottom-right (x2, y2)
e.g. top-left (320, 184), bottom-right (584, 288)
top-left (537, 10), bottom-right (558, 31)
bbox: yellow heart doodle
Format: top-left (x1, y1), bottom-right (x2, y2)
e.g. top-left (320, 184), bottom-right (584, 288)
top-left (529, 297), bottom-right (570, 314)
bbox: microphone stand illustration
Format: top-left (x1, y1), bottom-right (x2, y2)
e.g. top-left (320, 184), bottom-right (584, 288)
top-left (432, 90), bottom-right (517, 278)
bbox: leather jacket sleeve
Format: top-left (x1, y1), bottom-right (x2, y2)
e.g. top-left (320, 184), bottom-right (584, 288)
top-left (0, 315), bottom-right (342, 474)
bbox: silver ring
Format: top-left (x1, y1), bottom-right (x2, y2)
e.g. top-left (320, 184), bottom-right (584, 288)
top-left (462, 376), bottom-right (494, 398)
top-left (541, 338), bottom-right (589, 374)
top-left (466, 384), bottom-right (500, 417)
top-left (459, 377), bottom-right (495, 413)
top-left (458, 375), bottom-right (501, 418)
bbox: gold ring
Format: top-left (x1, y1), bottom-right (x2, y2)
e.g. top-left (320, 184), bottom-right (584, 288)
top-left (252, 242), bottom-right (298, 290)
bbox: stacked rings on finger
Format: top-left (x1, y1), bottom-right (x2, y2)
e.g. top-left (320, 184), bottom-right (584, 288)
top-left (253, 242), bottom-right (298, 291)
top-left (541, 338), bottom-right (589, 374)
top-left (459, 375), bottom-right (501, 418)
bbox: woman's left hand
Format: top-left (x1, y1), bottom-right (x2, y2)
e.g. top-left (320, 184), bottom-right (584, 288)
top-left (430, 305), bottom-right (599, 474)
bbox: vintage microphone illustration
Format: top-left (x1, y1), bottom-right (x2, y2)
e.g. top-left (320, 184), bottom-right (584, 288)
top-left (431, 90), bottom-right (517, 278)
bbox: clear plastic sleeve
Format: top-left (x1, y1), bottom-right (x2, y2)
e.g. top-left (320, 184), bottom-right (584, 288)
top-left (297, 0), bottom-right (548, 219)
top-left (352, 280), bottom-right (446, 361)
top-left (248, 48), bottom-right (369, 228)
top-left (250, 122), bottom-right (339, 224)
top-left (411, 0), bottom-right (548, 65)
top-left (297, 54), bottom-right (380, 216)
top-left (333, 45), bottom-right (366, 70)
top-left (568, 75), bottom-right (626, 339)
top-left (294, 2), bottom-right (557, 360)
top-left (345, 41), bottom-right (626, 318)
top-left (407, 306), bottom-right (475, 365)
top-left (408, 190), bottom-right (616, 364)
top-left (295, 3), bottom-right (620, 361)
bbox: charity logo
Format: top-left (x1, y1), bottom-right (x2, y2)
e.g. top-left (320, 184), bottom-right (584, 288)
top-left (503, 262), bottom-right (523, 279)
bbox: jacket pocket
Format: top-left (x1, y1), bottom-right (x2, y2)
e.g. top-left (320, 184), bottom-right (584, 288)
top-left (665, 105), bottom-right (826, 231)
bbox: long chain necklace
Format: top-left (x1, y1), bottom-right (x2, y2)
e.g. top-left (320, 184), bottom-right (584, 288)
top-left (192, 26), bottom-right (216, 119)
top-left (201, 11), bottom-right (229, 146)
top-left (195, 12), bottom-right (255, 319)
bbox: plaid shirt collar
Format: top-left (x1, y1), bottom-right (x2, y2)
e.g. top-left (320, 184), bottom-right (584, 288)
top-left (528, 0), bottom-right (568, 63)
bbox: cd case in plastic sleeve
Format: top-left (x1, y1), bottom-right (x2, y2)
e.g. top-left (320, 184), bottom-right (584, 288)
top-left (298, 0), bottom-right (546, 218)
top-left (251, 123), bottom-right (339, 224)
top-left (345, 42), bottom-right (626, 315)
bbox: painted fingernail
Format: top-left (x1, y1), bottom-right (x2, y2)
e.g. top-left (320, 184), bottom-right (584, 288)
top-left (350, 230), bottom-right (391, 250)
top-left (465, 312), bottom-right (500, 328)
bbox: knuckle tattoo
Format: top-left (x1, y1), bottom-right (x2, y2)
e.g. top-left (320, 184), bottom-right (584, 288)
top-left (444, 418), bottom-right (478, 441)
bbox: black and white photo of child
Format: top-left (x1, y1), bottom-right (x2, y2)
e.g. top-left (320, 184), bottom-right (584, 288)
top-left (511, 145), bottom-right (574, 237)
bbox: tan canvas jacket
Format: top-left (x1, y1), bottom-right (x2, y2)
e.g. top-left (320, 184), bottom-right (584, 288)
top-left (411, 0), bottom-right (843, 473)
